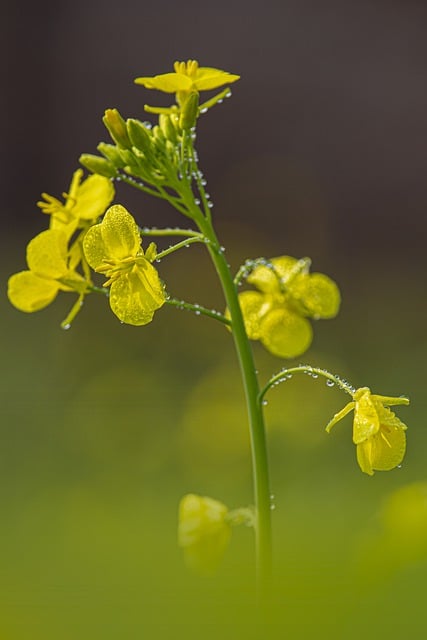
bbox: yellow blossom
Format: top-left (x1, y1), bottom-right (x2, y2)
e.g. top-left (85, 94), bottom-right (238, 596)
top-left (83, 204), bottom-right (166, 325)
top-left (326, 387), bottom-right (409, 475)
top-left (237, 256), bottom-right (340, 358)
top-left (8, 229), bottom-right (87, 313)
top-left (135, 60), bottom-right (240, 120)
top-left (178, 494), bottom-right (231, 575)
top-left (135, 59), bottom-right (240, 96)
top-left (37, 169), bottom-right (115, 237)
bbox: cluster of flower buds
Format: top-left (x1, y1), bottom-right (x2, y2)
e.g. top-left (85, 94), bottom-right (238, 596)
top-left (80, 108), bottom-right (185, 187)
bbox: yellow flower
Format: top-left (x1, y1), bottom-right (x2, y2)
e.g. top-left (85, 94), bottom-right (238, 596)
top-left (135, 60), bottom-right (240, 122)
top-left (135, 59), bottom-right (240, 96)
top-left (238, 256), bottom-right (340, 358)
top-left (8, 229), bottom-right (87, 312)
top-left (37, 169), bottom-right (115, 237)
top-left (178, 494), bottom-right (231, 575)
top-left (326, 387), bottom-right (409, 475)
top-left (83, 204), bottom-right (166, 325)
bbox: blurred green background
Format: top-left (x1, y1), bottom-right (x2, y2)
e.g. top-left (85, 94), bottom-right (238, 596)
top-left (2, 0), bottom-right (427, 637)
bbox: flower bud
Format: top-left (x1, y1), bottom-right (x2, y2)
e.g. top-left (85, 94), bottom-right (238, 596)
top-left (179, 91), bottom-right (199, 130)
top-left (159, 114), bottom-right (179, 143)
top-left (178, 494), bottom-right (231, 575)
top-left (79, 154), bottom-right (117, 178)
top-left (97, 142), bottom-right (127, 168)
top-left (126, 119), bottom-right (154, 157)
top-left (103, 109), bottom-right (132, 149)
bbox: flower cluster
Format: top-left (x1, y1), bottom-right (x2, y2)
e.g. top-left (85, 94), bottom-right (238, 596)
top-left (81, 61), bottom-right (239, 198)
top-left (237, 256), bottom-right (340, 358)
top-left (7, 169), bottom-right (166, 327)
top-left (326, 387), bottom-right (409, 475)
top-left (8, 170), bottom-right (115, 323)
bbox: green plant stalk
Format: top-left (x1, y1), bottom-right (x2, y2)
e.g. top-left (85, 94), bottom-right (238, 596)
top-left (196, 213), bottom-right (273, 588)
top-left (125, 132), bottom-right (273, 589)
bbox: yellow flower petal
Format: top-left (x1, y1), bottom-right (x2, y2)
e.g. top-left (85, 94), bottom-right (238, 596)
top-left (290, 272), bottom-right (341, 319)
top-left (72, 174), bottom-right (115, 220)
top-left (8, 271), bottom-right (59, 312)
top-left (259, 307), bottom-right (313, 358)
top-left (109, 262), bottom-right (165, 326)
top-left (353, 388), bottom-right (380, 444)
top-left (356, 423), bottom-right (406, 475)
top-left (191, 66), bottom-right (240, 91)
top-left (247, 256), bottom-right (300, 293)
top-left (100, 205), bottom-right (141, 261)
top-left (238, 290), bottom-right (272, 339)
top-left (82, 223), bottom-right (107, 270)
top-left (26, 229), bottom-right (69, 279)
top-left (135, 72), bottom-right (193, 93)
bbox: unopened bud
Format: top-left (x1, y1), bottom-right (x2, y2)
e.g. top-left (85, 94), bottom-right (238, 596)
top-left (127, 119), bottom-right (154, 156)
top-left (179, 91), bottom-right (199, 130)
top-left (159, 114), bottom-right (178, 143)
top-left (103, 109), bottom-right (132, 149)
top-left (79, 154), bottom-right (117, 178)
top-left (97, 143), bottom-right (126, 167)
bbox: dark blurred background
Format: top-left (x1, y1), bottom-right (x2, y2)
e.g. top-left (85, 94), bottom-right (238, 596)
top-left (2, 1), bottom-right (427, 638)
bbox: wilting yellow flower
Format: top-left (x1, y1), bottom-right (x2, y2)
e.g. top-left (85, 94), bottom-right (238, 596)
top-left (8, 229), bottom-right (87, 312)
top-left (237, 256), bottom-right (340, 358)
top-left (83, 204), bottom-right (166, 325)
top-left (178, 494), bottom-right (231, 575)
top-left (37, 169), bottom-right (115, 237)
top-left (135, 59), bottom-right (239, 97)
top-left (326, 387), bottom-right (409, 475)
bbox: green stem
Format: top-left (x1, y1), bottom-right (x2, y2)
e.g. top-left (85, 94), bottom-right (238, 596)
top-left (140, 227), bottom-right (203, 239)
top-left (176, 134), bottom-right (273, 591)
top-left (201, 219), bottom-right (272, 588)
top-left (165, 298), bottom-right (231, 325)
top-left (155, 236), bottom-right (204, 260)
top-left (259, 365), bottom-right (356, 403)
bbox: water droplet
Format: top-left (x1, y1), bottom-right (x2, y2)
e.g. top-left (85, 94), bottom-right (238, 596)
top-left (397, 464), bottom-right (403, 469)
top-left (262, 399), bottom-right (268, 406)
top-left (326, 379), bottom-right (335, 387)
top-left (208, 201), bottom-right (214, 208)
top-left (62, 323), bottom-right (71, 331)
top-left (200, 107), bottom-right (208, 114)
top-left (312, 373), bottom-right (318, 378)
top-left (270, 503), bottom-right (276, 511)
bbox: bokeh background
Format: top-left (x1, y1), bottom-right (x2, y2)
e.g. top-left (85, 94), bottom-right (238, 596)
top-left (2, 0), bottom-right (427, 637)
